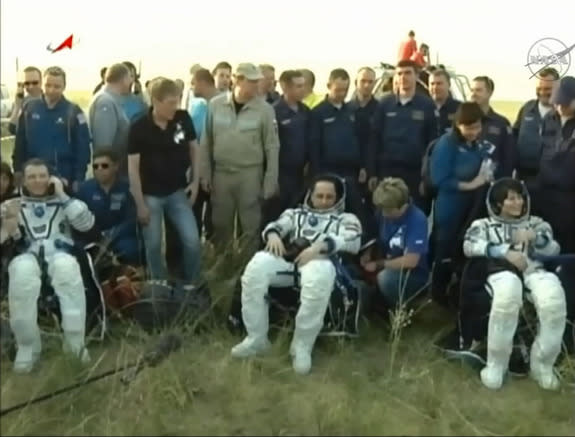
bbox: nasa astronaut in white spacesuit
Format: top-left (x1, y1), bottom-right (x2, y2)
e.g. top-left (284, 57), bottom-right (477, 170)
top-left (463, 177), bottom-right (567, 390)
top-left (6, 158), bottom-right (95, 373)
top-left (231, 174), bottom-right (362, 374)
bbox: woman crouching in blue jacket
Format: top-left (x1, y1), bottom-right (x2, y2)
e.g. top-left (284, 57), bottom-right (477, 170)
top-left (429, 102), bottom-right (497, 308)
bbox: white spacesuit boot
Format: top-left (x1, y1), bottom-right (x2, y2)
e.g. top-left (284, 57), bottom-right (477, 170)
top-left (231, 252), bottom-right (289, 358)
top-left (48, 253), bottom-right (90, 363)
top-left (525, 272), bottom-right (566, 390)
top-left (8, 254), bottom-right (43, 373)
top-left (290, 260), bottom-right (335, 375)
top-left (481, 272), bottom-right (523, 390)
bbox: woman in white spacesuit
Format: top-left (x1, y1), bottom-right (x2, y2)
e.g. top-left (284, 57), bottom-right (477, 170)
top-left (5, 158), bottom-right (95, 373)
top-left (230, 174), bottom-right (362, 375)
top-left (463, 178), bottom-right (567, 390)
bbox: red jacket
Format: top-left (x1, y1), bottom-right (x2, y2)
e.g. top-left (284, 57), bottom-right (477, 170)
top-left (398, 38), bottom-right (417, 62)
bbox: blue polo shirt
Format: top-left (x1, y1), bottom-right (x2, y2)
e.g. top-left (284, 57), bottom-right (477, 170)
top-left (377, 203), bottom-right (429, 275)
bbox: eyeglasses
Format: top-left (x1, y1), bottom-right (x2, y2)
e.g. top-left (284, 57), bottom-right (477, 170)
top-left (24, 81), bottom-right (39, 86)
top-left (92, 163), bottom-right (110, 170)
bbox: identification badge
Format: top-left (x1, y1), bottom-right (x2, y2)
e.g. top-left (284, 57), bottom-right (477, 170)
top-left (447, 113), bottom-right (455, 121)
top-left (488, 126), bottom-right (500, 135)
top-left (281, 118), bottom-right (292, 125)
top-left (110, 201), bottom-right (122, 211)
top-left (386, 112), bottom-right (397, 117)
top-left (412, 110), bottom-right (425, 121)
top-left (323, 117), bottom-right (335, 124)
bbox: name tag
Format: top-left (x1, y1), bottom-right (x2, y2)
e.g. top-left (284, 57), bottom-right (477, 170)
top-left (412, 110), bottom-right (425, 121)
top-left (323, 117), bottom-right (335, 124)
top-left (524, 115), bottom-right (534, 121)
top-left (488, 126), bottom-right (501, 135)
top-left (447, 113), bottom-right (455, 121)
top-left (386, 112), bottom-right (397, 117)
top-left (280, 118), bottom-right (292, 125)
top-left (349, 114), bottom-right (355, 122)
top-left (110, 201), bottom-right (122, 211)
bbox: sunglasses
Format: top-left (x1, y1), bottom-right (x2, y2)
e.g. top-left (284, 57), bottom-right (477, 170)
top-left (92, 163), bottom-right (110, 170)
top-left (24, 81), bottom-right (40, 86)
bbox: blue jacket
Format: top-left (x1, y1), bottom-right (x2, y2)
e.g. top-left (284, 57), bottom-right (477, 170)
top-left (13, 96), bottom-right (91, 184)
top-left (76, 178), bottom-right (140, 264)
top-left (437, 97), bottom-right (461, 136)
top-left (347, 96), bottom-right (378, 157)
top-left (538, 113), bottom-right (575, 192)
top-left (513, 99), bottom-right (545, 172)
top-left (430, 132), bottom-right (496, 227)
top-left (368, 93), bottom-right (439, 176)
top-left (481, 108), bottom-right (516, 178)
top-left (309, 98), bottom-right (364, 176)
top-left (273, 98), bottom-right (310, 171)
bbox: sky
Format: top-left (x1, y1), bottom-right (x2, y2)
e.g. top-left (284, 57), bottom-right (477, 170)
top-left (1, 0), bottom-right (574, 101)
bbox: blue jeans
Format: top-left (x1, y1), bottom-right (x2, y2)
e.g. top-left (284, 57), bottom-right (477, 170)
top-left (141, 189), bottom-right (201, 282)
top-left (377, 268), bottom-right (429, 309)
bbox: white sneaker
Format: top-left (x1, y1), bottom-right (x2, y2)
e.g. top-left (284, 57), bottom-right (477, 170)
top-left (480, 364), bottom-right (506, 390)
top-left (292, 350), bottom-right (312, 375)
top-left (230, 337), bottom-right (271, 358)
top-left (530, 361), bottom-right (560, 391)
top-left (13, 344), bottom-right (41, 374)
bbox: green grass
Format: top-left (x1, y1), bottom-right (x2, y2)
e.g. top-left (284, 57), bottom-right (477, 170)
top-left (2, 99), bottom-right (573, 436)
top-left (1, 250), bottom-right (573, 436)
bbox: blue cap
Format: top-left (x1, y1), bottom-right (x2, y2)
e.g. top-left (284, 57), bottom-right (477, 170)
top-left (551, 76), bottom-right (575, 105)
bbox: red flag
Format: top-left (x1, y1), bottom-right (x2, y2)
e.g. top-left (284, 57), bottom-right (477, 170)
top-left (47, 34), bottom-right (74, 53)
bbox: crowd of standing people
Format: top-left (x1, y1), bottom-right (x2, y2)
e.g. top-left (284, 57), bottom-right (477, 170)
top-left (1, 48), bottom-right (574, 388)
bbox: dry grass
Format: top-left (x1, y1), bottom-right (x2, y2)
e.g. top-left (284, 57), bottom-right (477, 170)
top-left (2, 98), bottom-right (573, 436)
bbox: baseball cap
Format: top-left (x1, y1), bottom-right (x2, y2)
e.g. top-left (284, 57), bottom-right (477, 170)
top-left (551, 76), bottom-right (575, 105)
top-left (234, 63), bottom-right (264, 81)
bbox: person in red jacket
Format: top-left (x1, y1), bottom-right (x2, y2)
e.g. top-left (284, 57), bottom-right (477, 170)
top-left (398, 30), bottom-right (418, 62)
top-left (411, 44), bottom-right (430, 68)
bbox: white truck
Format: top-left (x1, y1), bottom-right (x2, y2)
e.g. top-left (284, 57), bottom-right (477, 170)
top-left (1, 84), bottom-right (14, 118)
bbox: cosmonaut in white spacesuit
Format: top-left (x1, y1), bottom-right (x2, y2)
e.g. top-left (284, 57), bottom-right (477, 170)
top-left (231, 174), bottom-right (362, 374)
top-left (463, 177), bottom-right (566, 390)
top-left (6, 158), bottom-right (95, 373)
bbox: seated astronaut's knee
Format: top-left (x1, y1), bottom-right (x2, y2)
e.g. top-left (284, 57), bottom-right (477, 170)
top-left (242, 251), bottom-right (277, 280)
top-left (8, 254), bottom-right (41, 310)
top-left (488, 271), bottom-right (523, 313)
top-left (529, 272), bottom-right (567, 319)
top-left (8, 254), bottom-right (41, 288)
top-left (299, 259), bottom-right (336, 292)
top-left (49, 252), bottom-right (83, 289)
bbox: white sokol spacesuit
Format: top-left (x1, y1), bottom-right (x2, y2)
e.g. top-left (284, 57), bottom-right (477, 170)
top-left (7, 192), bottom-right (95, 373)
top-left (463, 179), bottom-right (566, 390)
top-left (231, 176), bottom-right (362, 374)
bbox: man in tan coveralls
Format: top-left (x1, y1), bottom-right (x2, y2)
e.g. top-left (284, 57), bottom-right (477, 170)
top-left (200, 63), bottom-right (279, 253)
